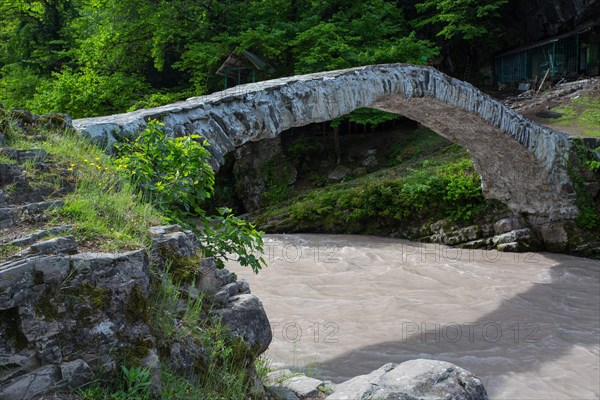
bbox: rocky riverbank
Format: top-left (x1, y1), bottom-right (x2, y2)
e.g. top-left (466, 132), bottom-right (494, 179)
top-left (1, 219), bottom-right (272, 398)
top-left (263, 360), bottom-right (488, 400)
top-left (226, 124), bottom-right (599, 258)
top-left (0, 108), bottom-right (495, 399)
top-left (0, 110), bottom-right (271, 398)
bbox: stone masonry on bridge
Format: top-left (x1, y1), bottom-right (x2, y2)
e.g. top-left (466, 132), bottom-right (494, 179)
top-left (73, 64), bottom-right (578, 223)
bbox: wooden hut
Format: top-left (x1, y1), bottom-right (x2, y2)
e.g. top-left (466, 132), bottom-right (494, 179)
top-left (216, 50), bottom-right (274, 89)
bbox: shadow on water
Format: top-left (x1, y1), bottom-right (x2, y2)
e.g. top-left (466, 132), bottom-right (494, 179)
top-left (313, 252), bottom-right (600, 397)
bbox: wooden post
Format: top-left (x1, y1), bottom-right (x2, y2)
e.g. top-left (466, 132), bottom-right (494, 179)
top-left (537, 68), bottom-right (550, 93)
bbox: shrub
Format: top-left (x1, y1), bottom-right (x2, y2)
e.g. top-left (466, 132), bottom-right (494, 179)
top-left (115, 120), bottom-right (265, 273)
top-left (115, 119), bottom-right (215, 220)
top-left (587, 147), bottom-right (600, 171)
top-left (0, 64), bottom-right (44, 110)
top-left (199, 208), bottom-right (266, 273)
top-left (288, 158), bottom-right (487, 228)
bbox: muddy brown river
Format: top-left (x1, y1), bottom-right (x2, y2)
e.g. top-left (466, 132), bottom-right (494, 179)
top-left (226, 234), bottom-right (600, 400)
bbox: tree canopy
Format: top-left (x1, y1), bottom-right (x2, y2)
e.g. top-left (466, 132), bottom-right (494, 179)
top-left (0, 0), bottom-right (512, 118)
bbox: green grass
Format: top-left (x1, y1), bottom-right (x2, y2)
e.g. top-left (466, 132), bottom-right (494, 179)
top-left (78, 272), bottom-right (257, 400)
top-left (2, 113), bottom-right (163, 251)
top-left (387, 127), bottom-right (451, 165)
top-left (551, 94), bottom-right (600, 137)
top-left (19, 158), bottom-right (64, 196)
top-left (0, 244), bottom-right (19, 260)
top-left (0, 153), bottom-right (17, 164)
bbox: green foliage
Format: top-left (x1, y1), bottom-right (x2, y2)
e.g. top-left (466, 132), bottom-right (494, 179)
top-left (115, 120), bottom-right (265, 273)
top-left (199, 208), bottom-right (266, 273)
top-left (151, 268), bottom-right (206, 342)
top-left (0, 109), bottom-right (27, 145)
top-left (415, 0), bottom-right (509, 41)
top-left (254, 356), bottom-right (272, 381)
top-left (292, 22), bottom-right (354, 73)
top-left (347, 109), bottom-right (401, 128)
top-left (570, 167), bottom-right (600, 230)
top-left (114, 120), bottom-right (215, 221)
top-left (442, 164), bottom-right (486, 220)
top-left (28, 68), bottom-right (149, 118)
top-left (0, 244), bottom-right (20, 262)
top-left (79, 365), bottom-right (151, 400)
top-left (150, 272), bottom-right (254, 399)
top-left (0, 65), bottom-right (45, 110)
top-left (288, 157), bottom-right (486, 229)
top-left (292, 2), bottom-right (439, 74)
top-left (5, 117), bottom-right (164, 251)
top-left (568, 142), bottom-right (600, 230)
top-left (173, 40), bottom-right (231, 94)
top-left (160, 369), bottom-right (206, 399)
top-left (119, 366), bottom-right (152, 399)
top-left (355, 32), bottom-right (440, 66)
top-left (127, 90), bottom-right (191, 112)
top-left (0, 0), bottom-right (444, 115)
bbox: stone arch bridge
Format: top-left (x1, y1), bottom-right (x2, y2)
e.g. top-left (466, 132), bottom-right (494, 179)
top-left (73, 64), bottom-right (579, 222)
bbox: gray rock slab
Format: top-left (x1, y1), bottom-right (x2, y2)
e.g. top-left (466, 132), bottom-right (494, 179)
top-left (281, 375), bottom-right (324, 399)
top-left (328, 359), bottom-right (488, 400)
top-left (0, 365), bottom-right (61, 400)
top-left (29, 236), bottom-right (78, 255)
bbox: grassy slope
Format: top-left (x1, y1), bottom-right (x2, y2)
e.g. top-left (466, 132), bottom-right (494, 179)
top-left (0, 114), bottom-right (163, 257)
top-left (550, 94), bottom-right (600, 137)
top-left (250, 127), bottom-right (508, 236)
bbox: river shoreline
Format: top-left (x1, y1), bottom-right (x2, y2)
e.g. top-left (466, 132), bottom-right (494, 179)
top-left (227, 233), bottom-right (600, 400)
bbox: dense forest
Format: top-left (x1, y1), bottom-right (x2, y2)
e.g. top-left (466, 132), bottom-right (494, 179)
top-left (0, 0), bottom-right (513, 118)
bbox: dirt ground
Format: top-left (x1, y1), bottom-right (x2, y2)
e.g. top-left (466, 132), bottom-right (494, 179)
top-left (497, 77), bottom-right (600, 137)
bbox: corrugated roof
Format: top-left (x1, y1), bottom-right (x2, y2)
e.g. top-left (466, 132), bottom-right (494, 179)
top-left (497, 22), bottom-right (598, 58)
top-left (216, 50), bottom-right (272, 76)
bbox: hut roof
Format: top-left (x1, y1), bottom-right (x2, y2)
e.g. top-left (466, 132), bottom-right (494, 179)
top-left (216, 50), bottom-right (273, 77)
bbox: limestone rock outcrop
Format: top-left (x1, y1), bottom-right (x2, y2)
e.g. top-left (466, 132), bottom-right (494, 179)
top-left (0, 225), bottom-right (272, 399)
top-left (0, 247), bottom-right (153, 399)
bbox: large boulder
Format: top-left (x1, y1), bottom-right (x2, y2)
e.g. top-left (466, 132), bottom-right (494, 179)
top-left (327, 359), bottom-right (488, 400)
top-left (0, 249), bottom-right (155, 399)
top-left (214, 294), bottom-right (272, 357)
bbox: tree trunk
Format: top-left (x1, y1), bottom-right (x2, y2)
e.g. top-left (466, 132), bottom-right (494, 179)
top-left (333, 126), bottom-right (341, 165)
